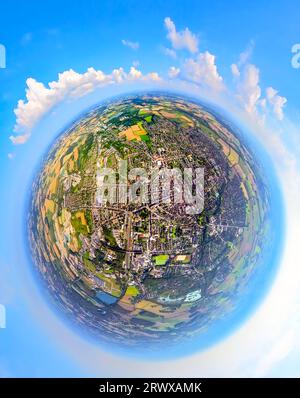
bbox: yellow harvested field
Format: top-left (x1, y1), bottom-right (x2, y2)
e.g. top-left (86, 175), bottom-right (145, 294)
top-left (45, 199), bottom-right (55, 213)
top-left (131, 124), bottom-right (140, 132)
top-left (175, 254), bottom-right (191, 262)
top-left (119, 124), bottom-right (146, 141)
top-left (68, 159), bottom-right (74, 172)
top-left (179, 114), bottom-right (193, 125)
top-left (73, 147), bottom-right (79, 161)
top-left (218, 139), bottom-right (230, 156)
top-left (75, 211), bottom-right (87, 225)
top-left (133, 299), bottom-right (164, 315)
top-left (118, 295), bottom-right (135, 312)
top-left (160, 110), bottom-right (177, 119)
top-left (228, 148), bottom-right (239, 166)
top-left (47, 177), bottom-right (58, 196)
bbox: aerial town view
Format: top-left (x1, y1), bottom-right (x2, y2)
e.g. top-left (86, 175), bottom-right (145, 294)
top-left (29, 94), bottom-right (271, 350)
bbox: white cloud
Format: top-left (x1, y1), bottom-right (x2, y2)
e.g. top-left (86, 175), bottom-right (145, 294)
top-left (231, 41), bottom-right (286, 121)
top-left (233, 64), bottom-right (287, 121)
top-left (238, 40), bottom-right (255, 66)
top-left (164, 17), bottom-right (198, 54)
top-left (121, 39), bottom-right (139, 50)
top-left (168, 66), bottom-right (180, 78)
top-left (127, 66), bottom-right (142, 80)
top-left (182, 51), bottom-right (224, 91)
top-left (10, 67), bottom-right (160, 144)
top-left (146, 72), bottom-right (161, 81)
top-left (10, 134), bottom-right (30, 145)
top-left (231, 63), bottom-right (240, 77)
top-left (163, 47), bottom-right (177, 58)
top-left (132, 60), bottom-right (140, 68)
top-left (254, 328), bottom-right (296, 376)
top-left (7, 152), bottom-right (15, 160)
top-left (258, 97), bottom-right (267, 109)
top-left (236, 64), bottom-right (261, 115)
top-left (266, 86), bottom-right (287, 121)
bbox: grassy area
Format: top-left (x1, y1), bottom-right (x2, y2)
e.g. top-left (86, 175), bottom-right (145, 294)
top-left (83, 252), bottom-right (96, 273)
top-left (126, 285), bottom-right (140, 296)
top-left (141, 134), bottom-right (150, 142)
top-left (71, 212), bottom-right (89, 235)
top-left (103, 225), bottom-right (117, 246)
top-left (78, 134), bottom-right (94, 169)
top-left (95, 272), bottom-right (122, 297)
top-left (154, 254), bottom-right (169, 266)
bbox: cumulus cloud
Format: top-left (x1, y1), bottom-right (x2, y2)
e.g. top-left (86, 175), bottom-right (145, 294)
top-left (231, 63), bottom-right (240, 77)
top-left (168, 66), bottom-right (180, 78)
top-left (162, 47), bottom-right (177, 59)
top-left (238, 40), bottom-right (255, 66)
top-left (164, 17), bottom-right (198, 54)
top-left (182, 51), bottom-right (224, 91)
top-left (132, 60), bottom-right (140, 68)
top-left (266, 86), bottom-right (287, 121)
top-left (230, 40), bottom-right (287, 121)
top-left (233, 64), bottom-right (287, 121)
top-left (231, 42), bottom-right (255, 80)
top-left (10, 134), bottom-right (30, 145)
top-left (146, 72), bottom-right (161, 81)
top-left (236, 64), bottom-right (261, 115)
top-left (121, 39), bottom-right (139, 50)
top-left (10, 66), bottom-right (160, 144)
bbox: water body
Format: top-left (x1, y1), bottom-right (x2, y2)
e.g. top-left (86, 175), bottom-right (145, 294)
top-left (96, 291), bottom-right (119, 305)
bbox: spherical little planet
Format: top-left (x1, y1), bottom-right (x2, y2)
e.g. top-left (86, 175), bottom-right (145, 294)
top-left (29, 94), bottom-right (274, 355)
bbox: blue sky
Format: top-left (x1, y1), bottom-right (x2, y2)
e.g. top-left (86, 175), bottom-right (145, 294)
top-left (1, 0), bottom-right (300, 377)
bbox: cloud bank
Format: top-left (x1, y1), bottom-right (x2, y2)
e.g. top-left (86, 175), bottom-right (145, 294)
top-left (121, 39), bottom-right (140, 50)
top-left (164, 17), bottom-right (198, 54)
top-left (182, 51), bottom-right (224, 91)
top-left (11, 17), bottom-right (288, 146)
top-left (10, 67), bottom-right (160, 144)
